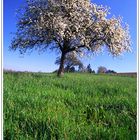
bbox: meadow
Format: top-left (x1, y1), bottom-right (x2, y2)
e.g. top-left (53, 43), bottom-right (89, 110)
top-left (4, 72), bottom-right (137, 140)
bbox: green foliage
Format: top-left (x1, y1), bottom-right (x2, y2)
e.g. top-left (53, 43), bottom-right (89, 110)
top-left (4, 72), bottom-right (136, 140)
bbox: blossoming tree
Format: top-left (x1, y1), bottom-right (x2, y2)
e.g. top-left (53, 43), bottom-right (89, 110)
top-left (11, 0), bottom-right (131, 76)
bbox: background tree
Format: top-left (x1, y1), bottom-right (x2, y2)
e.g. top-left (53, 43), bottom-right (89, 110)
top-left (92, 70), bottom-right (95, 74)
top-left (78, 63), bottom-right (84, 72)
top-left (106, 70), bottom-right (117, 74)
top-left (11, 0), bottom-right (131, 76)
top-left (69, 66), bottom-right (75, 73)
top-left (81, 66), bottom-right (88, 73)
top-left (97, 66), bottom-right (107, 74)
top-left (86, 64), bottom-right (92, 73)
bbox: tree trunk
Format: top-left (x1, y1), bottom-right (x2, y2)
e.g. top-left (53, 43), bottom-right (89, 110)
top-left (57, 52), bottom-right (66, 77)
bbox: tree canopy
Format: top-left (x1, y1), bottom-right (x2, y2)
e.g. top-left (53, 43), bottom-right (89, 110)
top-left (11, 0), bottom-right (131, 76)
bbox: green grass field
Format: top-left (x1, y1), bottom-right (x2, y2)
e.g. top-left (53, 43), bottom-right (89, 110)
top-left (4, 72), bottom-right (137, 140)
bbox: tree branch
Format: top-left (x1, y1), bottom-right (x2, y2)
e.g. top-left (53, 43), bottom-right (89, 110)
top-left (53, 38), bottom-right (63, 51)
top-left (67, 45), bottom-right (85, 53)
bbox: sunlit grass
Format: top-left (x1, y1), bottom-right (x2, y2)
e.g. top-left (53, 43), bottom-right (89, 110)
top-left (4, 72), bottom-right (136, 140)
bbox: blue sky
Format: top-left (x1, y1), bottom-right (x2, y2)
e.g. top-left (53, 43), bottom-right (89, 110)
top-left (3, 0), bottom-right (137, 73)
